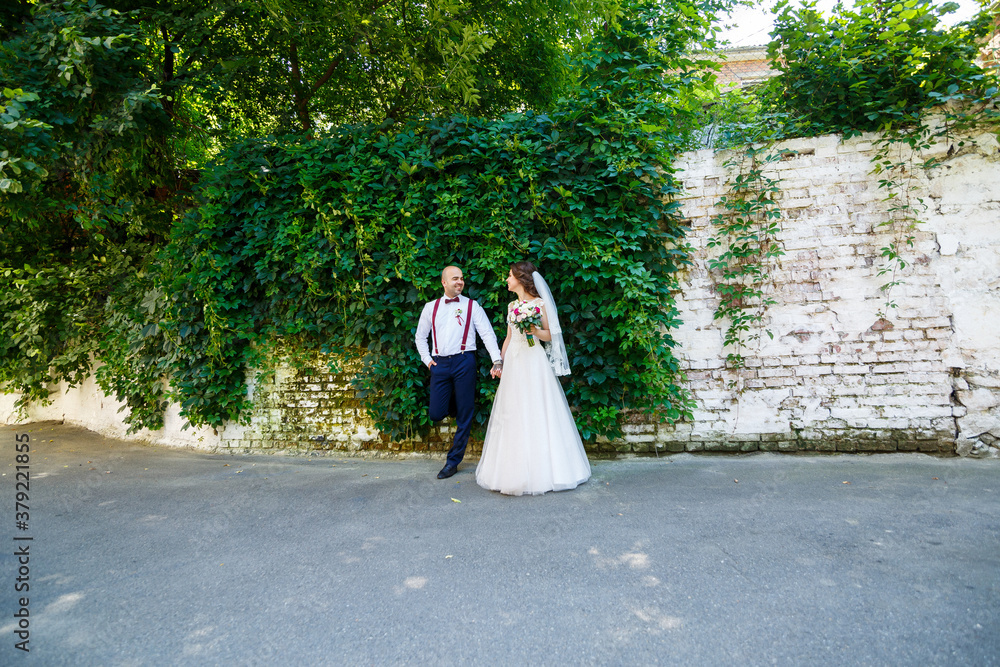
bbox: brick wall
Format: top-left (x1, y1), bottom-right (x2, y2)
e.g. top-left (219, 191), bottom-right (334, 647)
top-left (221, 354), bottom-right (465, 455)
top-left (712, 46), bottom-right (775, 89)
top-left (219, 128), bottom-right (1000, 458)
top-left (662, 129), bottom-right (1000, 456)
top-left (7, 129), bottom-right (998, 457)
top-left (227, 360), bottom-right (376, 452)
top-left (656, 132), bottom-right (984, 452)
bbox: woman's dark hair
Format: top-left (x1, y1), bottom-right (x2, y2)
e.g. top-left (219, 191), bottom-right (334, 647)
top-left (510, 261), bottom-right (539, 298)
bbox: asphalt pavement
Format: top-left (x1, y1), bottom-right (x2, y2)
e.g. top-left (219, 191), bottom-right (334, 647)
top-left (1, 422), bottom-right (998, 666)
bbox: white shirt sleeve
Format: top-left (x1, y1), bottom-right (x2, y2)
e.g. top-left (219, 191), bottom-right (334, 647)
top-left (415, 301), bottom-right (435, 366)
top-left (472, 299), bottom-right (502, 364)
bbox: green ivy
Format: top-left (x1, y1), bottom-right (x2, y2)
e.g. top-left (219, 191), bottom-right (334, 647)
top-left (94, 270), bottom-right (174, 433)
top-left (764, 0), bottom-right (997, 139)
top-left (707, 143), bottom-right (787, 387)
top-left (0, 261), bottom-right (107, 407)
top-left (139, 4), bottom-right (719, 441)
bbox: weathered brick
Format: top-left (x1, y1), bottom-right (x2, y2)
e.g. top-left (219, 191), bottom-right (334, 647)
top-left (795, 365), bottom-right (833, 376)
top-left (190, 132), bottom-right (1000, 458)
top-left (832, 364), bottom-right (870, 375)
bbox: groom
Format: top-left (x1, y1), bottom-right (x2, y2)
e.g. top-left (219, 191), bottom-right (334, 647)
top-left (415, 266), bottom-right (503, 479)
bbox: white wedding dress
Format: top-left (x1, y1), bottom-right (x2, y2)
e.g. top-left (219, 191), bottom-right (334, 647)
top-left (476, 298), bottom-right (591, 496)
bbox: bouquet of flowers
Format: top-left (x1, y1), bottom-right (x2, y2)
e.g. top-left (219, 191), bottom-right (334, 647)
top-left (509, 300), bottom-right (542, 347)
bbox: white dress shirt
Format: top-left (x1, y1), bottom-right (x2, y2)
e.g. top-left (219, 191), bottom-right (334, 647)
top-left (415, 295), bottom-right (502, 366)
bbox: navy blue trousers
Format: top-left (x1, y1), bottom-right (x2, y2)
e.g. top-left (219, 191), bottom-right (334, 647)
top-left (428, 351), bottom-right (477, 468)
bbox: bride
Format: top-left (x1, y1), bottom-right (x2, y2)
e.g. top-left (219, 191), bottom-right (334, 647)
top-left (476, 261), bottom-right (591, 495)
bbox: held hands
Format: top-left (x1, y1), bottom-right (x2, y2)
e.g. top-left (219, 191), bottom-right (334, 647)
top-left (426, 358), bottom-right (501, 378)
top-left (427, 358), bottom-right (501, 378)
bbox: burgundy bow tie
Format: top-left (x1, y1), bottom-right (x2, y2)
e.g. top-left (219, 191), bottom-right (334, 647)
top-left (444, 297), bottom-right (460, 304)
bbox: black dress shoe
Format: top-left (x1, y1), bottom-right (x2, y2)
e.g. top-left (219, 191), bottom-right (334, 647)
top-left (437, 465), bottom-right (458, 479)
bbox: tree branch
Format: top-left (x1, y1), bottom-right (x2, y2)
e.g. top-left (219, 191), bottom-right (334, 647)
top-left (179, 7), bottom-right (242, 73)
top-left (290, 42), bottom-right (312, 131)
top-left (161, 25), bottom-right (175, 117)
top-left (307, 0), bottom-right (401, 95)
top-left (310, 41), bottom-right (359, 95)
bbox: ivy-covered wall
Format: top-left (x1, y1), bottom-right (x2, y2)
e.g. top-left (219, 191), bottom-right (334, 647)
top-left (5, 128), bottom-right (999, 457)
top-left (216, 127), bottom-right (1000, 457)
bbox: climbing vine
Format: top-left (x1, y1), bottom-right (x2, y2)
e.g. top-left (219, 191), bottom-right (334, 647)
top-left (870, 134), bottom-right (931, 318)
top-left (138, 3), bottom-right (719, 441)
top-left (707, 143), bottom-right (787, 389)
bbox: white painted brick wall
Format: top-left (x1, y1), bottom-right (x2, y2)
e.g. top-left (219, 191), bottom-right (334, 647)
top-left (667, 126), bottom-right (1000, 456)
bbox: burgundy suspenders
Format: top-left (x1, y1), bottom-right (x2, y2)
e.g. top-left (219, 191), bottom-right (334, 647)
top-left (431, 298), bottom-right (442, 355)
top-left (431, 297), bottom-right (474, 357)
top-left (460, 298), bottom-right (474, 351)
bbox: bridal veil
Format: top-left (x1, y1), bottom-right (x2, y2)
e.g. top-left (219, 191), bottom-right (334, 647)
top-left (531, 271), bottom-right (571, 376)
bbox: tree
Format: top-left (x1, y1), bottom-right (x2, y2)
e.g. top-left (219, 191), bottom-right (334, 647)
top-left (763, 0), bottom-right (998, 136)
top-left (0, 0), bottom-right (617, 418)
top-left (109, 0), bottom-right (616, 134)
top-left (0, 1), bottom-right (176, 406)
top-left (152, 0), bottom-right (725, 438)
